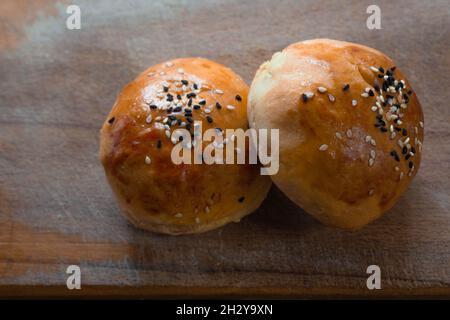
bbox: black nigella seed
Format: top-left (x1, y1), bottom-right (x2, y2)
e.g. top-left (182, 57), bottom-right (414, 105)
top-left (409, 161), bottom-right (414, 169)
top-left (168, 115), bottom-right (176, 121)
top-left (386, 70), bottom-right (393, 76)
top-left (177, 119), bottom-right (182, 125)
top-left (394, 126), bottom-right (402, 132)
top-left (108, 117), bottom-right (115, 124)
top-left (402, 146), bottom-right (408, 155)
top-left (402, 128), bottom-right (408, 136)
top-left (199, 100), bottom-right (206, 105)
top-left (302, 93), bottom-right (309, 102)
top-left (411, 147), bottom-right (416, 154)
top-left (179, 136), bottom-right (183, 142)
top-left (150, 104), bottom-right (158, 109)
top-left (368, 89), bottom-right (374, 97)
top-left (186, 123), bottom-right (192, 130)
top-left (235, 94), bottom-right (242, 101)
top-left (378, 67), bottom-right (385, 73)
top-left (166, 107), bottom-right (173, 113)
top-left (378, 74), bottom-right (384, 78)
top-left (166, 94), bottom-right (174, 102)
top-left (216, 102), bottom-right (222, 109)
top-left (177, 94), bottom-right (182, 100)
top-left (193, 83), bottom-right (198, 90)
top-left (405, 154), bottom-right (411, 160)
top-left (184, 107), bottom-right (192, 113)
top-left (374, 123), bottom-right (382, 128)
top-left (206, 116), bottom-right (213, 123)
top-left (390, 66), bottom-right (396, 72)
top-left (193, 105), bottom-right (201, 110)
top-left (374, 83), bottom-right (380, 92)
top-left (188, 98), bottom-right (193, 106)
top-left (407, 90), bottom-right (412, 95)
top-left (376, 114), bottom-right (383, 120)
top-left (343, 84), bottom-right (350, 91)
top-left (181, 80), bottom-right (188, 85)
top-left (174, 106), bottom-right (182, 112)
top-left (186, 116), bottom-right (193, 123)
top-left (186, 92), bottom-right (196, 99)
top-left (391, 150), bottom-right (400, 162)
top-left (380, 127), bottom-right (388, 132)
top-left (163, 86), bottom-right (169, 92)
top-left (157, 140), bottom-right (162, 149)
top-left (238, 196), bottom-right (245, 203)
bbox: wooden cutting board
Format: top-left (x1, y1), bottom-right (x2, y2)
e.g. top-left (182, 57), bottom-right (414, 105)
top-left (0, 0), bottom-right (449, 298)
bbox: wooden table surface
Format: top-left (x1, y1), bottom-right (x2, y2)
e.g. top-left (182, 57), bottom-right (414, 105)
top-left (0, 0), bottom-right (449, 298)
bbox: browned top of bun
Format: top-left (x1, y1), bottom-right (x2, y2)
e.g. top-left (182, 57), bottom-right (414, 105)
top-left (100, 57), bottom-right (270, 234)
top-left (249, 39), bottom-right (424, 229)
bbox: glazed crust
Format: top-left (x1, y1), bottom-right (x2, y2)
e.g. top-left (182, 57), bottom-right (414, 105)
top-left (100, 57), bottom-right (271, 235)
top-left (248, 39), bottom-right (424, 230)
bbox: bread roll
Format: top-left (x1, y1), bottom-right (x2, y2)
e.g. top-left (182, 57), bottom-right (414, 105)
top-left (100, 57), bottom-right (271, 235)
top-left (248, 39), bottom-right (424, 230)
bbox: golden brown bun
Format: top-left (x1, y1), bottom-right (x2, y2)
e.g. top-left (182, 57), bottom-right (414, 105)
top-left (248, 39), bottom-right (424, 230)
top-left (100, 57), bottom-right (271, 235)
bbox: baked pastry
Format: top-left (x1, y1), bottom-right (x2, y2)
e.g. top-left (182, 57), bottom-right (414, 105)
top-left (248, 39), bottom-right (424, 230)
top-left (100, 57), bottom-right (271, 235)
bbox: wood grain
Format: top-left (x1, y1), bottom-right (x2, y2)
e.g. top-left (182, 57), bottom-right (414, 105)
top-left (0, 0), bottom-right (449, 297)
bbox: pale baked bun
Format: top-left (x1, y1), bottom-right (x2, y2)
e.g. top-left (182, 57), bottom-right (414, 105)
top-left (100, 57), bottom-right (271, 235)
top-left (248, 39), bottom-right (424, 230)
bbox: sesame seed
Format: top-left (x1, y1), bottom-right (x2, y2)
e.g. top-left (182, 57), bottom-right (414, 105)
top-left (399, 172), bottom-right (404, 180)
top-left (146, 115), bottom-right (152, 124)
top-left (175, 213), bottom-right (183, 218)
top-left (177, 68), bottom-right (184, 74)
top-left (361, 92), bottom-right (369, 98)
top-left (371, 106), bottom-right (378, 112)
top-left (302, 92), bottom-right (314, 102)
top-left (419, 121), bottom-right (424, 128)
top-left (370, 139), bottom-right (376, 146)
top-left (195, 217), bottom-right (200, 224)
top-left (352, 100), bottom-right (358, 107)
top-left (215, 89), bottom-right (224, 94)
top-left (365, 135), bottom-right (372, 143)
top-left (394, 166), bottom-right (400, 171)
top-left (317, 86), bottom-right (327, 93)
top-left (346, 129), bottom-right (352, 138)
top-left (370, 150), bottom-right (376, 159)
top-left (368, 189), bottom-right (375, 196)
top-left (335, 132), bottom-right (343, 139)
top-left (165, 62), bottom-right (173, 67)
top-left (370, 66), bottom-right (380, 73)
top-left (227, 105), bottom-right (235, 110)
top-left (165, 130), bottom-right (171, 138)
top-left (204, 108), bottom-right (211, 114)
top-left (368, 158), bottom-right (375, 167)
top-left (328, 94), bottom-right (335, 102)
top-left (145, 156), bottom-right (151, 165)
top-left (319, 144), bottom-right (328, 151)
top-left (204, 206), bottom-right (210, 213)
